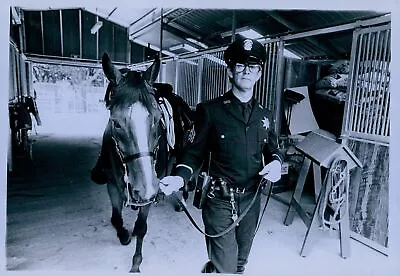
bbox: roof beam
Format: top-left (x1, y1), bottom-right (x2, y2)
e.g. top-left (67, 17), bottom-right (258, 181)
top-left (164, 22), bottom-right (203, 40)
top-left (128, 8), bottom-right (157, 27)
top-left (266, 10), bottom-right (343, 58)
top-left (129, 8), bottom-right (178, 39)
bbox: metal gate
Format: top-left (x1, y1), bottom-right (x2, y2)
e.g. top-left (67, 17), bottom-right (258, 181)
top-left (342, 23), bottom-right (391, 253)
top-left (130, 40), bottom-right (284, 131)
top-left (343, 24), bottom-right (391, 144)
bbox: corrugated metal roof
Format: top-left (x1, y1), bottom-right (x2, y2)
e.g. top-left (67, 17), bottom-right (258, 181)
top-left (14, 7), bottom-right (390, 60)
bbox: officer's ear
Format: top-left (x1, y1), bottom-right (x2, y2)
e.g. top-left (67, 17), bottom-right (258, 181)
top-left (255, 67), bottom-right (262, 81)
top-left (227, 65), bottom-right (234, 79)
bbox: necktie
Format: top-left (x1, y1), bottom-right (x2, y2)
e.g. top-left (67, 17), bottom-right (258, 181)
top-left (242, 102), bottom-right (252, 122)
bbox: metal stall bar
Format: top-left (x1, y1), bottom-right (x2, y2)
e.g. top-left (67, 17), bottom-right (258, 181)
top-left (363, 31), bottom-right (378, 134)
top-left (202, 51), bottom-right (227, 101)
top-left (253, 40), bottom-right (283, 133)
top-left (342, 24), bottom-right (391, 144)
top-left (274, 40), bottom-right (285, 135)
top-left (373, 30), bottom-right (389, 136)
top-left (381, 30), bottom-right (391, 137)
top-left (367, 31), bottom-right (385, 135)
top-left (352, 32), bottom-right (367, 134)
top-left (196, 58), bottom-right (204, 103)
top-left (357, 32), bottom-right (372, 133)
top-left (343, 29), bottom-right (362, 136)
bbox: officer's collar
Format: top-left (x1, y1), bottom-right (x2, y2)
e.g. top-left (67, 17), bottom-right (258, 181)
top-left (225, 90), bottom-right (255, 107)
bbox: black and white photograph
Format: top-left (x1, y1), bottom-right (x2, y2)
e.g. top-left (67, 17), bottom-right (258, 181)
top-left (3, 2), bottom-right (399, 275)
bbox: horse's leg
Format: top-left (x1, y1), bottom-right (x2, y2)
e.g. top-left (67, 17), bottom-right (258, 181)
top-left (129, 204), bottom-right (151, 273)
top-left (107, 183), bottom-right (132, 245)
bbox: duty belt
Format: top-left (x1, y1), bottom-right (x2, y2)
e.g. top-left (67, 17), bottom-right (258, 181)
top-left (208, 177), bottom-right (256, 199)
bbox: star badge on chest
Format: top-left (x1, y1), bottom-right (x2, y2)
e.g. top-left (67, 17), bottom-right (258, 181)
top-left (262, 117), bottom-right (270, 130)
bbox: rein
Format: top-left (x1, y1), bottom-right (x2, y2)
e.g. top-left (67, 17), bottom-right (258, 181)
top-left (171, 178), bottom-right (272, 238)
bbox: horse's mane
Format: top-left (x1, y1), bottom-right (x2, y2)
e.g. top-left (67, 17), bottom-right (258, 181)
top-left (108, 70), bottom-right (158, 113)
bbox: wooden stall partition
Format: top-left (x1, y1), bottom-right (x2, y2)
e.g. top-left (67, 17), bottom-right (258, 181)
top-left (347, 140), bottom-right (389, 252)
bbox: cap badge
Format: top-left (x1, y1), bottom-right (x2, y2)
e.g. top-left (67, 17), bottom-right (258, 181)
top-left (243, 39), bottom-right (253, 51)
top-left (262, 117), bottom-right (270, 130)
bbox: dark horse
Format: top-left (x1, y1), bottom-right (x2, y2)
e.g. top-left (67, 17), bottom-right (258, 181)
top-left (98, 53), bottom-right (193, 272)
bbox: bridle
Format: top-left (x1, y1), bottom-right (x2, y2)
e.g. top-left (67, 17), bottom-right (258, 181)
top-left (112, 135), bottom-right (158, 208)
top-left (109, 105), bottom-right (160, 208)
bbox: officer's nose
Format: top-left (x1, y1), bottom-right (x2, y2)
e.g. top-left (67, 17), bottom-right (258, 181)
top-left (243, 65), bottom-right (251, 73)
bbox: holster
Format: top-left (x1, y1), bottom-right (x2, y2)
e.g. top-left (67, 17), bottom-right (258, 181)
top-left (213, 178), bottom-right (230, 198)
top-left (193, 172), bottom-right (211, 209)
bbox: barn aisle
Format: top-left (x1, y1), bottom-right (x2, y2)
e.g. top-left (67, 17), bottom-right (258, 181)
top-left (6, 132), bottom-right (395, 275)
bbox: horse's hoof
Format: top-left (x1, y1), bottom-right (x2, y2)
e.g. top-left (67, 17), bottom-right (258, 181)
top-left (117, 229), bottom-right (131, 245)
top-left (174, 204), bottom-right (184, 212)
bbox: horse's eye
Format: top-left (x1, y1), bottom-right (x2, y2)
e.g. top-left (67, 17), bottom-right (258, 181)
top-left (113, 120), bottom-right (122, 129)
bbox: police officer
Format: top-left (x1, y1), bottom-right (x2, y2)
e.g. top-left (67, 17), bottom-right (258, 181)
top-left (160, 37), bottom-right (283, 274)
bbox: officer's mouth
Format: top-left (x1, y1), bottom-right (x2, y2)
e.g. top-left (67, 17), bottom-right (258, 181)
top-left (240, 77), bottom-right (252, 81)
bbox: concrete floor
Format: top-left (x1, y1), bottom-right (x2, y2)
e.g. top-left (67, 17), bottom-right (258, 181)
top-left (5, 121), bottom-right (397, 276)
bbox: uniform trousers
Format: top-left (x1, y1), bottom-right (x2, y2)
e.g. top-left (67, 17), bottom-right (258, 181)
top-left (202, 189), bottom-right (261, 274)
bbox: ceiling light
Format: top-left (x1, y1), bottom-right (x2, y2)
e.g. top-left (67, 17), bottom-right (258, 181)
top-left (238, 29), bottom-right (263, 39)
top-left (132, 38), bottom-right (176, 57)
top-left (186, 38), bottom-right (208, 49)
top-left (90, 21), bottom-right (103, 35)
top-left (169, 44), bottom-right (199, 52)
top-left (221, 27), bottom-right (263, 40)
top-left (284, 49), bottom-right (301, 59)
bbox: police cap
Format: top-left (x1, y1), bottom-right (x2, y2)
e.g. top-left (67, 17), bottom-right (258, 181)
top-left (224, 37), bottom-right (267, 67)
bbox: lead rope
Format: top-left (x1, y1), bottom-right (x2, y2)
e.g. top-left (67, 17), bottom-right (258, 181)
top-left (319, 158), bottom-right (349, 230)
top-left (172, 181), bottom-right (262, 238)
top-left (254, 179), bottom-right (273, 235)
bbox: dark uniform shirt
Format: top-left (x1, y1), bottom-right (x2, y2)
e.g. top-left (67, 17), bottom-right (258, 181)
top-left (175, 90), bottom-right (282, 189)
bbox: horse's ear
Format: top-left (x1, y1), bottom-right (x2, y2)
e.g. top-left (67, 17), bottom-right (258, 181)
top-left (102, 52), bottom-right (121, 84)
top-left (143, 56), bottom-right (160, 85)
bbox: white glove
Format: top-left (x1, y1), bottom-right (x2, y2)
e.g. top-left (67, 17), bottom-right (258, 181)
top-left (259, 160), bottom-right (282, 183)
top-left (159, 176), bottom-right (184, 195)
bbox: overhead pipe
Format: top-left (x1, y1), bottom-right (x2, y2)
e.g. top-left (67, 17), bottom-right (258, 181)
top-left (129, 8), bottom-right (157, 27)
top-left (159, 8), bottom-right (163, 61)
top-left (231, 10), bottom-right (236, 43)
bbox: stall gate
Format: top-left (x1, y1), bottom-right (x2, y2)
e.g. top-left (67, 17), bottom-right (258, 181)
top-left (342, 23), bottom-right (391, 253)
top-left (131, 41), bottom-right (283, 122)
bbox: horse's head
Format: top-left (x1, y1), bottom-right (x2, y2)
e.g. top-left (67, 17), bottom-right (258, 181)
top-left (102, 52), bottom-right (161, 205)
